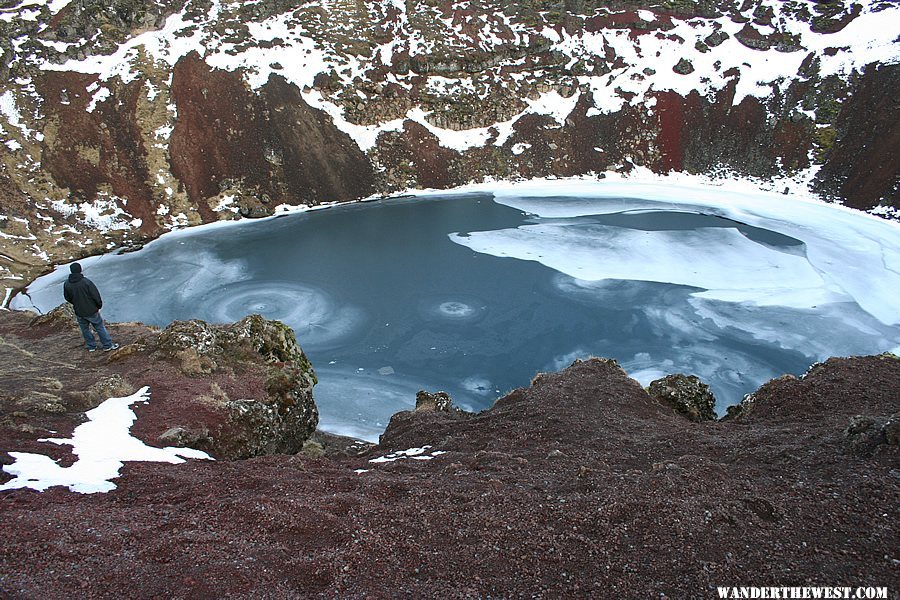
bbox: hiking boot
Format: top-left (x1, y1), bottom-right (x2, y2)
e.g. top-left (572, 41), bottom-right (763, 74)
top-left (103, 343), bottom-right (120, 352)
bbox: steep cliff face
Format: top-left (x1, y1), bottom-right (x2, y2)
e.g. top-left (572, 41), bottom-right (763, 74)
top-left (169, 53), bottom-right (376, 220)
top-left (37, 70), bottom-right (160, 234)
top-left (813, 62), bottom-right (900, 207)
top-left (0, 0), bottom-right (898, 302)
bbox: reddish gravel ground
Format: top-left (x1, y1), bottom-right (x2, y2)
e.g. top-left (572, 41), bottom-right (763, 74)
top-left (0, 309), bottom-right (897, 598)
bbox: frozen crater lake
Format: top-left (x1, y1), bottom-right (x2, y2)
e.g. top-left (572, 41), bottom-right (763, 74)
top-left (15, 181), bottom-right (900, 441)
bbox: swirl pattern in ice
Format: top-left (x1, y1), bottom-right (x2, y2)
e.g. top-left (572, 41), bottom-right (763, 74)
top-left (417, 294), bottom-right (488, 324)
top-left (183, 280), bottom-right (366, 349)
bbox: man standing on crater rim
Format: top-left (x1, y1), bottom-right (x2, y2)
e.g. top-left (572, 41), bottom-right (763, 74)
top-left (63, 262), bottom-right (119, 352)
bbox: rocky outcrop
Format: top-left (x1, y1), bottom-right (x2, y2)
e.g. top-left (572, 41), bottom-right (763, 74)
top-left (154, 315), bottom-right (319, 458)
top-left (648, 373), bottom-right (717, 422)
top-left (843, 413), bottom-right (900, 457)
top-left (0, 308), bottom-right (317, 460)
top-left (413, 390), bottom-right (460, 413)
top-left (379, 389), bottom-right (473, 445)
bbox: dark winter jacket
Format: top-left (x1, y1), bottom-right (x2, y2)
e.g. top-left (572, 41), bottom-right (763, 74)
top-left (63, 273), bottom-right (103, 317)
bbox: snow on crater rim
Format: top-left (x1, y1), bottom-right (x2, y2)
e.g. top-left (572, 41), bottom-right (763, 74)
top-left (369, 446), bottom-right (447, 464)
top-left (0, 387), bottom-right (212, 494)
top-left (32, 0), bottom-right (900, 127)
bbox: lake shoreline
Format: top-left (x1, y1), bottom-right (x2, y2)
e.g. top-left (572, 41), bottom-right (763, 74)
top-left (12, 182), bottom-right (900, 439)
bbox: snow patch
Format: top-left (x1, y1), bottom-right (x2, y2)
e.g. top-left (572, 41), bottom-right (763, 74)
top-left (214, 194), bottom-right (239, 213)
top-left (369, 446), bottom-right (447, 464)
top-left (49, 197), bottom-right (134, 231)
top-left (0, 387), bottom-right (212, 494)
top-left (512, 142), bottom-right (531, 155)
top-left (0, 90), bottom-right (35, 138)
top-left (86, 86), bottom-right (110, 112)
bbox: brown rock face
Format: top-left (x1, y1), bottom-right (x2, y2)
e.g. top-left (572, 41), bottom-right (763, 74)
top-left (815, 63), bottom-right (900, 210)
top-left (168, 51), bottom-right (265, 220)
top-left (653, 81), bottom-right (813, 178)
top-left (375, 120), bottom-right (461, 190)
top-left (36, 71), bottom-right (159, 234)
top-left (261, 75), bottom-right (377, 205)
top-left (169, 52), bottom-right (375, 219)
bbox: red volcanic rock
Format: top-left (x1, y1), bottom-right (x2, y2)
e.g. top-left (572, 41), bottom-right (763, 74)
top-left (585, 10), bottom-right (675, 37)
top-left (33, 46), bottom-right (891, 223)
top-left (815, 63), bottom-right (900, 211)
top-left (169, 51), bottom-right (267, 219)
top-left (36, 71), bottom-right (159, 234)
top-left (652, 81), bottom-right (814, 178)
top-left (0, 309), bottom-right (897, 597)
top-left (169, 53), bottom-right (375, 218)
top-left (375, 120), bottom-right (461, 190)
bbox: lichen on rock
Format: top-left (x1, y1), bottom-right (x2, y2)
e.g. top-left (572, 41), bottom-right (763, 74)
top-left (415, 390), bottom-right (461, 413)
top-left (69, 374), bottom-right (135, 411)
top-left (28, 303), bottom-right (80, 331)
top-left (647, 373), bottom-right (717, 422)
top-left (154, 314), bottom-right (318, 459)
top-left (843, 412), bottom-right (900, 457)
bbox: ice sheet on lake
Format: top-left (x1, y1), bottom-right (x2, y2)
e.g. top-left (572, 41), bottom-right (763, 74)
top-left (313, 367), bottom-right (425, 442)
top-left (451, 222), bottom-right (838, 309)
top-left (483, 181), bottom-right (900, 326)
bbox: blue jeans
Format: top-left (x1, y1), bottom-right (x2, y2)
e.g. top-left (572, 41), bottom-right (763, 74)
top-left (76, 312), bottom-right (113, 350)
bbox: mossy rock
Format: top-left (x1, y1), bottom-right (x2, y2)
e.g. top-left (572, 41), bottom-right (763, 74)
top-left (155, 315), bottom-right (319, 458)
top-left (648, 374), bottom-right (717, 422)
top-left (813, 126), bottom-right (837, 162)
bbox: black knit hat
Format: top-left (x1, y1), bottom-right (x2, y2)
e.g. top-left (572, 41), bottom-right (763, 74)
top-left (70, 263), bottom-right (82, 274)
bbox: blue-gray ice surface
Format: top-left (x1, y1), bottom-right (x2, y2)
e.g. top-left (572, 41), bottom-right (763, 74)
top-left (14, 185), bottom-right (900, 441)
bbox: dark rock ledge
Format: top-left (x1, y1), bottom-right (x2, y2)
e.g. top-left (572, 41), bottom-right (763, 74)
top-left (2, 305), bottom-right (318, 461)
top-left (0, 309), bottom-right (897, 597)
